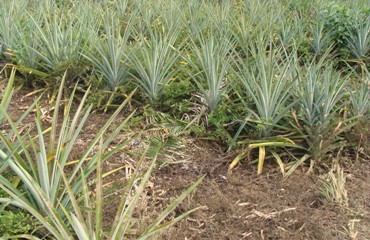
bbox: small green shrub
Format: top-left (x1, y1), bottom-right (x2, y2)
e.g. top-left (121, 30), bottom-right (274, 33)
top-left (161, 77), bottom-right (197, 115)
top-left (207, 102), bottom-right (240, 142)
top-left (321, 4), bottom-right (355, 50)
top-left (0, 209), bottom-right (36, 236)
top-left (320, 3), bottom-right (370, 57)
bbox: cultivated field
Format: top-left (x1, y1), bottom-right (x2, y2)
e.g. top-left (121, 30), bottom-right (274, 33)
top-left (0, 0), bottom-right (369, 239)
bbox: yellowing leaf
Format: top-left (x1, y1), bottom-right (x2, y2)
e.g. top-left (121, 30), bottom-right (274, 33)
top-left (46, 142), bottom-right (67, 163)
top-left (257, 146), bottom-right (266, 175)
top-left (271, 150), bottom-right (285, 175)
top-left (229, 150), bottom-right (248, 172)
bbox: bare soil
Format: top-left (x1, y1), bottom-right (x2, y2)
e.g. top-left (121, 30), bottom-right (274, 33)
top-left (3, 88), bottom-right (370, 240)
top-left (157, 141), bottom-right (370, 240)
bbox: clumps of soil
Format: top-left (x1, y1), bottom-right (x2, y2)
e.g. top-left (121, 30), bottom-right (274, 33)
top-left (150, 140), bottom-right (370, 240)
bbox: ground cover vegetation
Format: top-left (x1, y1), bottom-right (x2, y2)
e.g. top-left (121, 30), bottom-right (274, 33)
top-left (0, 0), bottom-right (369, 238)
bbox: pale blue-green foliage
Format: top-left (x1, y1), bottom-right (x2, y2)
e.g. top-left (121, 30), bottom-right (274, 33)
top-left (0, 75), bottom-right (138, 239)
top-left (0, 69), bottom-right (15, 173)
top-left (128, 27), bottom-right (182, 104)
top-left (83, 19), bottom-right (130, 91)
top-left (350, 69), bottom-right (370, 118)
top-left (293, 59), bottom-right (356, 162)
top-left (278, 17), bottom-right (301, 47)
top-left (187, 32), bottom-right (234, 112)
top-left (234, 48), bottom-right (296, 137)
top-left (204, 0), bottom-right (234, 33)
top-left (309, 20), bottom-right (333, 55)
top-left (296, 63), bottom-right (347, 128)
top-left (350, 83), bottom-right (370, 118)
top-left (12, 16), bottom-right (43, 72)
top-left (181, 0), bottom-right (209, 36)
top-left (345, 18), bottom-right (370, 58)
top-left (0, 75), bottom-right (203, 239)
top-left (0, 1), bottom-right (20, 59)
top-left (28, 9), bottom-right (87, 77)
top-left (0, 69), bottom-right (38, 173)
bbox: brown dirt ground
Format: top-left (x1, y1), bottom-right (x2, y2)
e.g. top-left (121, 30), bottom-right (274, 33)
top-left (2, 86), bottom-right (370, 240)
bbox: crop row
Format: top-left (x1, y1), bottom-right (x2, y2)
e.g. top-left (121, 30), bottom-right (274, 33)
top-left (0, 0), bottom-right (369, 173)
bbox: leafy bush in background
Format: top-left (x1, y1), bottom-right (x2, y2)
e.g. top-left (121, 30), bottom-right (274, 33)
top-left (320, 2), bottom-right (370, 58)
